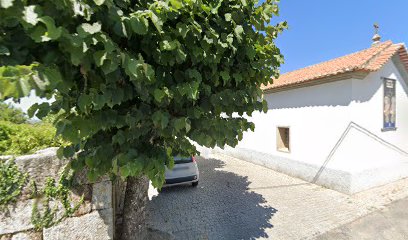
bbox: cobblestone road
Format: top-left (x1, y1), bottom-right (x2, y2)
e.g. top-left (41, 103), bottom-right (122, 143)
top-left (146, 153), bottom-right (408, 240)
top-left (316, 197), bottom-right (408, 240)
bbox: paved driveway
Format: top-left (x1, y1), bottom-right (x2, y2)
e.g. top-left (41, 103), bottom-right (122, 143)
top-left (316, 197), bottom-right (408, 240)
top-left (146, 154), bottom-right (408, 240)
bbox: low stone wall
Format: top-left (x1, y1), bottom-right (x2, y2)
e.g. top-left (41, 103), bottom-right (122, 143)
top-left (0, 148), bottom-right (149, 240)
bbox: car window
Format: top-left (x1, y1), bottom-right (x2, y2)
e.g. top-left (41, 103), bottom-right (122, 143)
top-left (173, 156), bottom-right (192, 164)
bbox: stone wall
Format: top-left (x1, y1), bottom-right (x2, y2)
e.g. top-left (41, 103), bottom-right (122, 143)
top-left (0, 148), bottom-right (149, 240)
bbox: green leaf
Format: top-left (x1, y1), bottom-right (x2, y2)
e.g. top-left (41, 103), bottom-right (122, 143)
top-left (29, 17), bottom-right (63, 42)
top-left (35, 102), bottom-right (50, 119)
top-left (16, 77), bottom-right (31, 97)
top-left (77, 22), bottom-right (102, 37)
top-left (170, 0), bottom-right (182, 9)
top-left (174, 118), bottom-right (185, 132)
top-left (111, 88), bottom-right (124, 105)
top-left (27, 103), bottom-right (39, 118)
top-left (101, 59), bottom-right (118, 74)
top-left (153, 89), bottom-right (165, 103)
top-left (174, 118), bottom-right (191, 132)
top-left (144, 63), bottom-right (155, 83)
top-left (93, 50), bottom-right (107, 67)
top-left (185, 119), bottom-right (191, 132)
top-left (67, 45), bottom-right (85, 65)
top-left (220, 71), bottom-right (230, 85)
top-left (57, 147), bottom-right (64, 159)
top-left (0, 64), bottom-right (40, 99)
top-left (152, 113), bottom-right (162, 128)
top-left (38, 16), bottom-right (62, 41)
top-left (201, 4), bottom-right (211, 13)
top-left (120, 165), bottom-right (130, 178)
top-left (78, 94), bottom-right (90, 112)
top-left (188, 81), bottom-right (200, 100)
top-left (124, 56), bottom-right (143, 81)
top-left (55, 120), bottom-right (67, 137)
top-left (92, 93), bottom-right (105, 110)
top-left (167, 156), bottom-right (174, 170)
top-left (150, 12), bottom-right (163, 32)
top-left (87, 170), bottom-right (97, 182)
top-left (112, 131), bottom-right (126, 145)
top-left (160, 116), bottom-right (169, 129)
top-left (176, 23), bottom-right (189, 38)
top-left (39, 67), bottom-right (62, 87)
top-left (93, 0), bottom-right (105, 6)
top-left (113, 21), bottom-right (128, 37)
top-left (238, 131), bottom-right (243, 141)
top-left (262, 100), bottom-right (268, 113)
top-left (29, 25), bottom-right (47, 42)
top-left (233, 73), bottom-right (243, 84)
top-left (227, 34), bottom-right (234, 45)
top-left (225, 13), bottom-right (232, 22)
top-left (129, 16), bottom-right (149, 35)
top-left (0, 45), bottom-right (10, 56)
top-left (85, 157), bottom-right (95, 168)
top-left (186, 69), bottom-right (202, 82)
top-left (159, 40), bottom-right (179, 51)
top-left (63, 146), bottom-right (75, 158)
top-left (234, 25), bottom-right (244, 42)
top-left (249, 122), bottom-right (255, 132)
top-left (152, 111), bottom-right (169, 129)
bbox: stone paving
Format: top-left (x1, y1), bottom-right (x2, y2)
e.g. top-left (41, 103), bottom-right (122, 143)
top-left (316, 197), bottom-right (408, 240)
top-left (146, 153), bottom-right (408, 240)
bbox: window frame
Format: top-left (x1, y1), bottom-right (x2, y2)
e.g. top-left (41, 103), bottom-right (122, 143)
top-left (276, 126), bottom-right (291, 153)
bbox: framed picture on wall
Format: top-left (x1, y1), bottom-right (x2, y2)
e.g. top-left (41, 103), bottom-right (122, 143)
top-left (382, 77), bottom-right (396, 131)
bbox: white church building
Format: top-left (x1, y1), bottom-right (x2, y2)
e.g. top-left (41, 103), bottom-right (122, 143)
top-left (214, 38), bottom-right (408, 194)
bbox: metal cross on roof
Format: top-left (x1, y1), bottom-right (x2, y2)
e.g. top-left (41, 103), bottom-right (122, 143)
top-left (374, 23), bottom-right (379, 34)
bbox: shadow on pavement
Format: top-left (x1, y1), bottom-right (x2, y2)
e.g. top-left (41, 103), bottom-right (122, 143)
top-left (146, 157), bottom-right (277, 240)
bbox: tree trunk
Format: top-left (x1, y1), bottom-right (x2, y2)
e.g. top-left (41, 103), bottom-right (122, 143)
top-left (119, 176), bottom-right (149, 240)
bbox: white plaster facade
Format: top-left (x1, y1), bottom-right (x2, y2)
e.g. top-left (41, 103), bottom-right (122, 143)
top-left (215, 54), bottom-right (408, 194)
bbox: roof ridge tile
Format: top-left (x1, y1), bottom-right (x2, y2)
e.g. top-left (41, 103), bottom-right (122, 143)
top-left (263, 40), bottom-right (407, 91)
top-left (281, 41), bottom-right (392, 76)
top-left (359, 41), bottom-right (394, 70)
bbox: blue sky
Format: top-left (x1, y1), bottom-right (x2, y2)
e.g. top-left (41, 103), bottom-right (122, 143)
top-left (271, 0), bottom-right (408, 73)
top-left (9, 1), bottom-right (408, 112)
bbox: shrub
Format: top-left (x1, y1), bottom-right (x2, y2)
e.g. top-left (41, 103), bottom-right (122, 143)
top-left (0, 158), bottom-right (28, 208)
top-left (0, 121), bottom-right (65, 155)
top-left (0, 102), bottom-right (27, 124)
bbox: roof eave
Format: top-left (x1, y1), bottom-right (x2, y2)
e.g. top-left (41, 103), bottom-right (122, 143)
top-left (263, 70), bottom-right (369, 94)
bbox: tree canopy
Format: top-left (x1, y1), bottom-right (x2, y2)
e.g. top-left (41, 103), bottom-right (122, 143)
top-left (0, 0), bottom-right (285, 187)
top-left (0, 102), bottom-right (27, 124)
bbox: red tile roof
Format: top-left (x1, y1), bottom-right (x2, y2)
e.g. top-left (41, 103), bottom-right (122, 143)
top-left (263, 41), bottom-right (408, 91)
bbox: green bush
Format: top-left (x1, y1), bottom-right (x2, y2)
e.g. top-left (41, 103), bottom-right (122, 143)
top-left (0, 158), bottom-right (28, 208)
top-left (0, 102), bottom-right (27, 124)
top-left (0, 121), bottom-right (65, 155)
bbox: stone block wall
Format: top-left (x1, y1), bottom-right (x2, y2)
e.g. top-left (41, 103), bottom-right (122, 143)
top-left (0, 148), bottom-right (149, 240)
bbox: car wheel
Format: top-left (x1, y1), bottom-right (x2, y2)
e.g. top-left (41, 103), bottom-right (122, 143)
top-left (192, 181), bottom-right (198, 187)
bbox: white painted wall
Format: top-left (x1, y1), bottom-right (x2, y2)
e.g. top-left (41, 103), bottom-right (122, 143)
top-left (238, 59), bottom-right (408, 166)
top-left (238, 78), bottom-right (355, 167)
top-left (217, 58), bottom-right (408, 193)
top-left (350, 60), bottom-right (408, 152)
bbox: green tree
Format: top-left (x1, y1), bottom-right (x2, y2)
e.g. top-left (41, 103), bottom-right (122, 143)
top-left (0, 102), bottom-right (27, 124)
top-left (1, 0), bottom-right (285, 235)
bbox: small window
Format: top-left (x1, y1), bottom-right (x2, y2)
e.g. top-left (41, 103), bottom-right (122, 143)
top-left (277, 127), bottom-right (290, 152)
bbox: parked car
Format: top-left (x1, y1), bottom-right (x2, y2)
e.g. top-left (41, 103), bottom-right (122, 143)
top-left (164, 156), bottom-right (199, 187)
